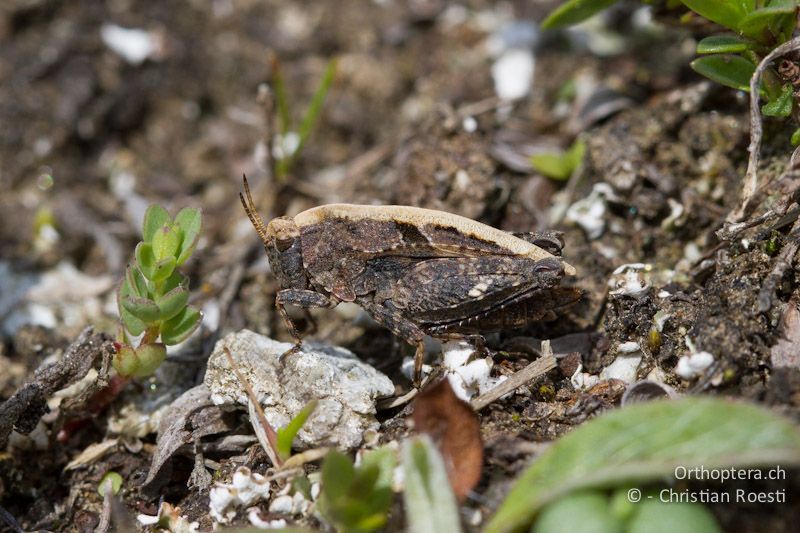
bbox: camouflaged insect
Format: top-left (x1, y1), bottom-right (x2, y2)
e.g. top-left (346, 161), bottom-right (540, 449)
top-left (240, 178), bottom-right (580, 382)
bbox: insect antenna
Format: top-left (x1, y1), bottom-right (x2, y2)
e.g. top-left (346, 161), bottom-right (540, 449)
top-left (239, 174), bottom-right (269, 243)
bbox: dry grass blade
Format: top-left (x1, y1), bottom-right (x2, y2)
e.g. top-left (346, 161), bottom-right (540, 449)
top-left (222, 347), bottom-right (282, 467)
top-left (471, 340), bottom-right (557, 411)
top-left (731, 36), bottom-right (800, 222)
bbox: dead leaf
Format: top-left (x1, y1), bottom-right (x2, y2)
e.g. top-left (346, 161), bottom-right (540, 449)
top-left (140, 384), bottom-right (230, 496)
top-left (64, 438), bottom-right (119, 470)
top-left (411, 378), bottom-right (483, 502)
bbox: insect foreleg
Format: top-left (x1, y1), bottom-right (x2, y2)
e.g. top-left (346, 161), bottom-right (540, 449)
top-left (275, 289), bottom-right (335, 344)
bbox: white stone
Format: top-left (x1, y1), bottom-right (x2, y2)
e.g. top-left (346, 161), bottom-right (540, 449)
top-left (100, 24), bottom-right (158, 65)
top-left (600, 354), bottom-right (642, 384)
top-left (205, 330), bottom-right (394, 449)
top-left (566, 183), bottom-right (610, 240)
top-left (675, 351), bottom-right (714, 379)
top-left (268, 494), bottom-right (294, 514)
top-left (209, 467), bottom-right (271, 524)
top-left (491, 49), bottom-right (534, 101)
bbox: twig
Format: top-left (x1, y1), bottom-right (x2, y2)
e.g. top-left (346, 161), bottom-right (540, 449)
top-left (471, 341), bottom-right (557, 411)
top-left (222, 347), bottom-right (282, 467)
top-left (717, 209), bottom-right (778, 240)
top-left (282, 447), bottom-right (330, 469)
top-left (377, 388), bottom-right (418, 411)
top-left (94, 492), bottom-right (113, 533)
top-left (730, 36), bottom-right (800, 222)
top-left (0, 327), bottom-right (112, 448)
top-left (758, 220), bottom-right (800, 312)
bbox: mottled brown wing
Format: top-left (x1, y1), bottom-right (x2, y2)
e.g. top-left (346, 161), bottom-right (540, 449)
top-left (423, 286), bottom-right (583, 335)
top-left (389, 256), bottom-right (554, 322)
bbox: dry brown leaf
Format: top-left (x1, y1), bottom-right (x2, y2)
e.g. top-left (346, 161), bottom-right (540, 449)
top-left (411, 378), bottom-right (483, 502)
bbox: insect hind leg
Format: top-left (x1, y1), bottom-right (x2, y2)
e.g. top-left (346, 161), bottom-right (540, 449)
top-left (358, 300), bottom-right (428, 386)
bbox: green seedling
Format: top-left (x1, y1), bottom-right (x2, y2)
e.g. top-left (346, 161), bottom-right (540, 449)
top-left (402, 436), bottom-right (462, 533)
top-left (114, 205), bottom-right (202, 378)
top-left (270, 55), bottom-right (337, 181)
top-left (97, 471), bottom-right (123, 497)
top-left (530, 138), bottom-right (586, 181)
top-left (543, 1), bottom-right (799, 119)
top-left (276, 399), bottom-right (318, 462)
top-left (317, 448), bottom-right (396, 533)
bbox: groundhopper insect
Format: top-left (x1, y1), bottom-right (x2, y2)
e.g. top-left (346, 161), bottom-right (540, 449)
top-left (240, 177), bottom-right (580, 382)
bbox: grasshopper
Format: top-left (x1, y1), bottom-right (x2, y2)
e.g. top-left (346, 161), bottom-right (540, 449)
top-left (240, 177), bottom-right (580, 382)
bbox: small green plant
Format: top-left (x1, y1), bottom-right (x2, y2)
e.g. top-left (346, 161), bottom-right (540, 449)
top-left (486, 397), bottom-right (800, 533)
top-left (317, 448), bottom-right (396, 533)
top-left (276, 399), bottom-right (318, 462)
top-left (530, 138), bottom-right (586, 181)
top-left (97, 471), bottom-right (123, 497)
top-left (402, 436), bottom-right (463, 533)
top-left (270, 56), bottom-right (337, 181)
top-left (114, 205), bottom-right (202, 378)
top-left (543, 1), bottom-right (798, 118)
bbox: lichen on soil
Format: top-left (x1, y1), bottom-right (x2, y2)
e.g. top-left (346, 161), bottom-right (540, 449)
top-left (1, 1), bottom-right (799, 532)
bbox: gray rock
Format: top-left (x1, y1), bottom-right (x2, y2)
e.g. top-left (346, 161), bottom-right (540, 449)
top-left (204, 330), bottom-right (395, 449)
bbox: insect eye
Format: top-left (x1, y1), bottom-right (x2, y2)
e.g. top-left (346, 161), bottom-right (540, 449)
top-left (275, 237), bottom-right (295, 252)
top-left (533, 258), bottom-right (563, 274)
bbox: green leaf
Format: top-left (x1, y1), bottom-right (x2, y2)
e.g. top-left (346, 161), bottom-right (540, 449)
top-left (361, 447), bottom-right (397, 491)
top-left (161, 270), bottom-right (188, 294)
top-left (125, 265), bottom-right (149, 299)
top-left (737, 5), bottom-right (796, 42)
top-left (160, 306), bottom-right (201, 345)
top-left (130, 343), bottom-right (166, 377)
top-left (135, 242), bottom-right (157, 280)
top-left (486, 398), bottom-right (800, 533)
top-left (118, 301), bottom-right (146, 337)
top-left (151, 256), bottom-right (177, 283)
top-left (532, 492), bottom-right (624, 533)
top-left (152, 223), bottom-right (181, 261)
top-left (690, 54), bottom-right (756, 92)
top-left (541, 0), bottom-right (619, 29)
top-left (317, 450), bottom-right (393, 533)
top-left (142, 204), bottom-right (170, 244)
top-left (121, 296), bottom-right (161, 323)
top-left (277, 400), bottom-right (318, 461)
top-left (113, 344), bottom-right (141, 377)
top-left (155, 286), bottom-right (189, 321)
top-left (97, 471), bottom-right (123, 497)
top-left (174, 207), bottom-right (202, 265)
top-left (530, 139), bottom-right (585, 181)
top-left (295, 59), bottom-right (337, 162)
top-left (791, 127), bottom-right (800, 145)
top-left (565, 138), bottom-right (586, 173)
top-left (627, 499), bottom-right (721, 533)
top-left (762, 84), bottom-right (794, 116)
top-left (696, 35), bottom-right (752, 54)
top-left (403, 436), bottom-right (462, 533)
top-left (321, 451), bottom-right (356, 504)
top-left (271, 55), bottom-right (292, 136)
top-left (679, 0), bottom-right (748, 31)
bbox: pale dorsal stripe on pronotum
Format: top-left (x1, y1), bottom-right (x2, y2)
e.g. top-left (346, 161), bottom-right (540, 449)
top-left (294, 204), bottom-right (577, 276)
